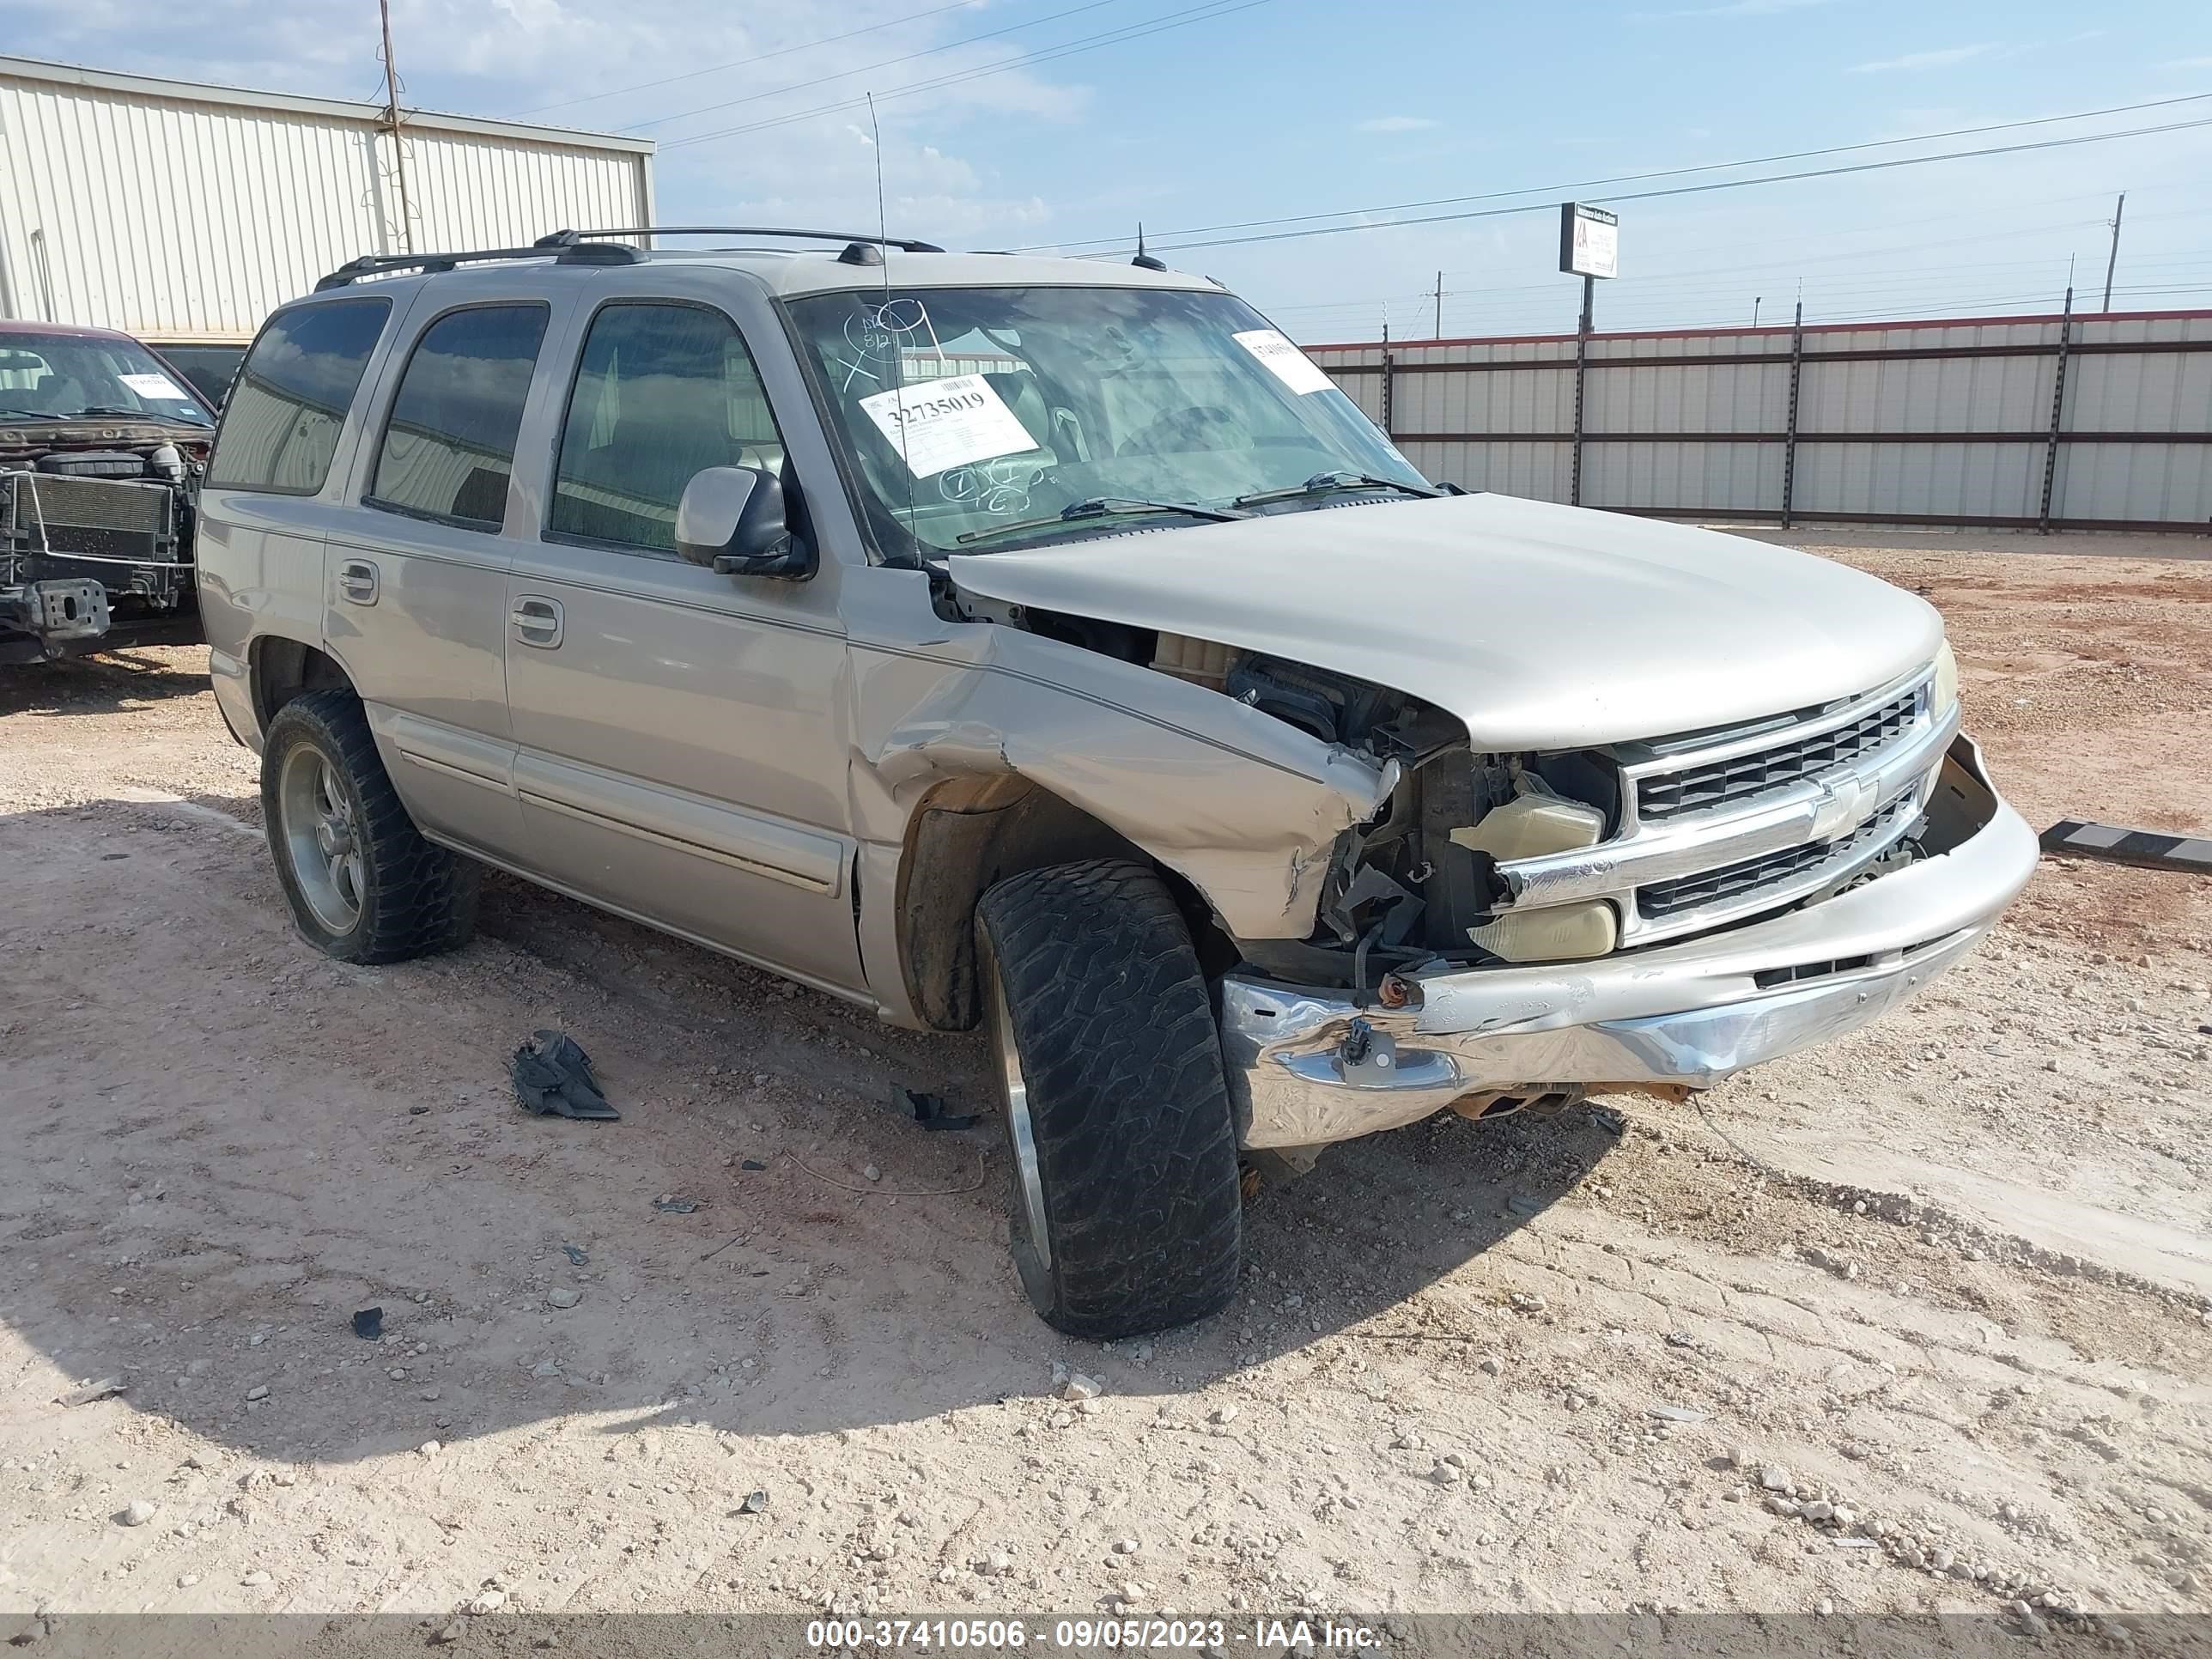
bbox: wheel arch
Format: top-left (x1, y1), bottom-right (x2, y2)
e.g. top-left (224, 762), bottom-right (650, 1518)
top-left (894, 772), bottom-right (1224, 1032)
top-left (250, 634), bottom-right (356, 735)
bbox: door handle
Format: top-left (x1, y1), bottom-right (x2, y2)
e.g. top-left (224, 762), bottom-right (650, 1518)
top-left (337, 559), bottom-right (379, 606)
top-left (510, 595), bottom-right (564, 649)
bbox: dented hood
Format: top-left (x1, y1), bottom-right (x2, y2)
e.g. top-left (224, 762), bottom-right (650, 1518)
top-left (945, 492), bottom-right (1943, 750)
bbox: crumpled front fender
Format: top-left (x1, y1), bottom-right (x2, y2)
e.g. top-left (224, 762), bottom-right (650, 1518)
top-left (849, 622), bottom-right (1393, 940)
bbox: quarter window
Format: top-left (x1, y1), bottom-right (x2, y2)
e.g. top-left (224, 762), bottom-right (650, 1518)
top-left (550, 302), bottom-right (786, 554)
top-left (369, 305), bottom-right (548, 529)
top-left (207, 299), bottom-right (390, 494)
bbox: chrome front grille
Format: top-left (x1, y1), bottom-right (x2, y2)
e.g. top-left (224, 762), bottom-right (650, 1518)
top-left (1637, 686), bottom-right (1923, 822)
top-left (1637, 797), bottom-right (1918, 921)
top-left (1486, 661), bottom-right (1955, 950)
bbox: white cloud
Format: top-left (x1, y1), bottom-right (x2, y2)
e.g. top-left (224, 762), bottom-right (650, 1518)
top-left (1669, 0), bottom-right (1840, 18)
top-left (1849, 44), bottom-right (1996, 73)
top-left (1355, 115), bottom-right (1439, 134)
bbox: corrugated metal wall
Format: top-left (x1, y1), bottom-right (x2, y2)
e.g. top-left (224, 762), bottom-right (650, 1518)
top-left (1311, 310), bottom-right (2212, 532)
top-left (0, 58), bottom-right (651, 341)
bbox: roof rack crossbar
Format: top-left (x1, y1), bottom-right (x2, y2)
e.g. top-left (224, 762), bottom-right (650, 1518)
top-left (566, 225), bottom-right (946, 254)
top-left (313, 240), bottom-right (642, 291)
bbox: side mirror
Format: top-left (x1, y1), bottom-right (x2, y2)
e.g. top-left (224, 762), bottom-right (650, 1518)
top-left (674, 465), bottom-right (816, 580)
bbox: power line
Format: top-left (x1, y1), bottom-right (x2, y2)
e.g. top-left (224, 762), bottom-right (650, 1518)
top-left (514, 0), bottom-right (989, 117)
top-left (1140, 114), bottom-right (2212, 253)
top-left (623, 0), bottom-right (1131, 132)
top-left (1274, 241), bottom-right (2212, 329)
top-left (1014, 90), bottom-right (2212, 254)
top-left (659, 0), bottom-right (1273, 151)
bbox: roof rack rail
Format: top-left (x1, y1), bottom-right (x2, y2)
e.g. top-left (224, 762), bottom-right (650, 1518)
top-left (314, 238), bottom-right (643, 291)
top-left (561, 225), bottom-right (947, 254)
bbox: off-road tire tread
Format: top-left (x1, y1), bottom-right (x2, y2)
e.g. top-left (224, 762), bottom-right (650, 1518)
top-left (978, 859), bottom-right (1241, 1338)
top-left (261, 690), bottom-right (478, 964)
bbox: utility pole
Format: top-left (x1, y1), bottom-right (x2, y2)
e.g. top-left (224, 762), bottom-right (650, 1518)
top-left (1432, 270), bottom-right (1443, 339)
top-left (1569, 271), bottom-right (1594, 507)
top-left (379, 0), bottom-right (415, 253)
top-left (2101, 191), bottom-right (2126, 312)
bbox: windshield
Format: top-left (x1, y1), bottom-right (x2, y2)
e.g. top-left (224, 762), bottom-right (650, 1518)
top-left (149, 343), bottom-right (248, 407)
top-left (785, 285), bottom-right (1425, 557)
top-left (0, 331), bottom-right (215, 427)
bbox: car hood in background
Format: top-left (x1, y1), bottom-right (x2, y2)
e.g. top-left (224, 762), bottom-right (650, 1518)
top-left (945, 492), bottom-right (1943, 750)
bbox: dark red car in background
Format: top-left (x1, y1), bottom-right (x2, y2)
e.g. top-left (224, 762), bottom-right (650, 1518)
top-left (1, 319), bottom-right (217, 665)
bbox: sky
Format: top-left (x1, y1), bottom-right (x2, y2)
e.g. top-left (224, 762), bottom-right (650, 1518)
top-left (5, 0), bottom-right (2209, 342)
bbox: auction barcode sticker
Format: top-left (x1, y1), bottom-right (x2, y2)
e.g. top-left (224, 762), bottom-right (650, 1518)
top-left (1232, 329), bottom-right (1334, 395)
top-left (857, 374), bottom-right (1037, 479)
top-left (119, 372), bottom-right (193, 401)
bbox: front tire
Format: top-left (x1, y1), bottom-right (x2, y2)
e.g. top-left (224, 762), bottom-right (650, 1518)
top-left (260, 690), bottom-right (478, 963)
top-left (975, 859), bottom-right (1242, 1338)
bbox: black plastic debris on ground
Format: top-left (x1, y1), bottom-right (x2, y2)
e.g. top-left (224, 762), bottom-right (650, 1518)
top-left (351, 1307), bottom-right (382, 1340)
top-left (2040, 817), bottom-right (2212, 875)
top-left (889, 1085), bottom-right (977, 1133)
top-left (511, 1030), bottom-right (620, 1121)
top-left (653, 1196), bottom-right (701, 1214)
top-left (739, 1158), bottom-right (768, 1172)
top-left (561, 1243), bottom-right (589, 1267)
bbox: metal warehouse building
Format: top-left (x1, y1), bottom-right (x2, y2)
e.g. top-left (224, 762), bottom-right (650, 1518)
top-left (0, 54), bottom-right (654, 346)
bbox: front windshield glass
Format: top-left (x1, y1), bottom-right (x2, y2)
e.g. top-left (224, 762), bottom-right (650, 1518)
top-left (0, 331), bottom-right (215, 427)
top-left (784, 285), bottom-right (1425, 557)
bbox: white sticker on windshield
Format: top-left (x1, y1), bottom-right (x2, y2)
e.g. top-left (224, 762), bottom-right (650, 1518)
top-left (120, 372), bottom-right (191, 400)
top-left (1233, 329), bottom-right (1334, 395)
top-left (857, 373), bottom-right (1036, 479)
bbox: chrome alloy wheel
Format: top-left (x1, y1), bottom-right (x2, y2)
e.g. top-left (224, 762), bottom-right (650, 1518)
top-left (986, 963), bottom-right (1052, 1271)
top-left (277, 743), bottom-right (364, 934)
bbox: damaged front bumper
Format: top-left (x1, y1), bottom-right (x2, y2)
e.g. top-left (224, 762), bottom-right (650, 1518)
top-left (1219, 735), bottom-right (2039, 1151)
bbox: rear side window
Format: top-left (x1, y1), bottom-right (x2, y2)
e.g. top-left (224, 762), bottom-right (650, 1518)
top-left (207, 299), bottom-right (390, 494)
top-left (368, 305), bottom-right (549, 530)
top-left (550, 301), bottom-right (787, 554)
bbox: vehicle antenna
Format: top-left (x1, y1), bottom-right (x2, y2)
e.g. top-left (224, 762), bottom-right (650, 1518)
top-left (868, 93), bottom-right (915, 529)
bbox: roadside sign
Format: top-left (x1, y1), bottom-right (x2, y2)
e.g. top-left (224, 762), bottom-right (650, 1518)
top-left (1559, 203), bottom-right (1619, 280)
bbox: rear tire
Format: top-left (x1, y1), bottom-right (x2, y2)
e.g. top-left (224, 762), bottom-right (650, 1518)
top-left (975, 859), bottom-right (1242, 1338)
top-left (260, 690), bottom-right (478, 963)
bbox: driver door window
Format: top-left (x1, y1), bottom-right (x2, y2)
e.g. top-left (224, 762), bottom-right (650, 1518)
top-left (550, 302), bottom-right (786, 555)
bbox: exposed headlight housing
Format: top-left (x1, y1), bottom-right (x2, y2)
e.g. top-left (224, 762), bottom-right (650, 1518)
top-left (1930, 640), bottom-right (1960, 718)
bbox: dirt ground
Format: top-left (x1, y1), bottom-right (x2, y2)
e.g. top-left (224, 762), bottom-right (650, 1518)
top-left (3, 529), bottom-right (2209, 1634)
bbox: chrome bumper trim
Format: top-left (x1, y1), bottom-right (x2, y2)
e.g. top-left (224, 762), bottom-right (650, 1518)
top-left (1220, 735), bottom-right (2037, 1152)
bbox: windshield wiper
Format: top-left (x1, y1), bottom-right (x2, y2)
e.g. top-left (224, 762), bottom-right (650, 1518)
top-left (954, 495), bottom-right (1249, 546)
top-left (1233, 470), bottom-right (1442, 509)
top-left (70, 404), bottom-right (210, 426)
top-left (0, 409), bottom-right (69, 423)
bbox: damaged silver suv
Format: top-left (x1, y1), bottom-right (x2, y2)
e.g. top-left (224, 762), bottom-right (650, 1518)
top-left (197, 228), bottom-right (2040, 1337)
